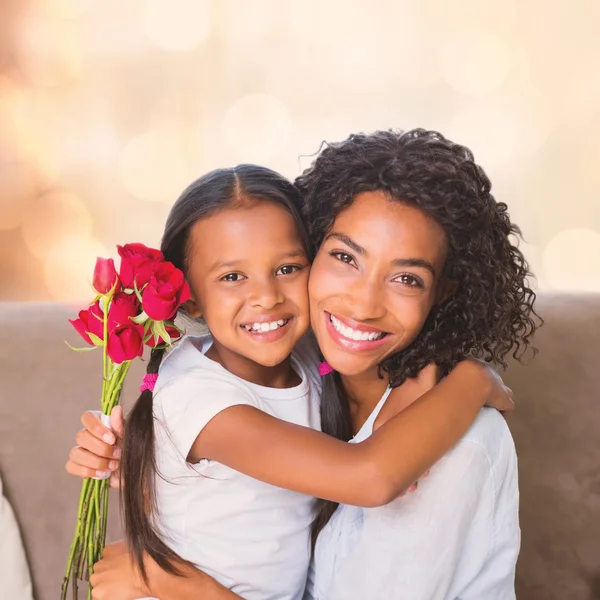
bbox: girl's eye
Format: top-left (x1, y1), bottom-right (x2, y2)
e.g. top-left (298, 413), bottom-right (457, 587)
top-left (276, 264), bottom-right (303, 276)
top-left (220, 273), bottom-right (246, 282)
top-left (330, 251), bottom-right (356, 266)
top-left (394, 274), bottom-right (424, 288)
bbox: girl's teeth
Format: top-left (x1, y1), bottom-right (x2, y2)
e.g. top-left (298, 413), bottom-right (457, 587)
top-left (246, 319), bottom-right (288, 333)
top-left (330, 314), bottom-right (384, 342)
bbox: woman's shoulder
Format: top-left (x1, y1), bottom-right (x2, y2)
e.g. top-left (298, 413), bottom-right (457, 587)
top-left (447, 408), bottom-right (517, 485)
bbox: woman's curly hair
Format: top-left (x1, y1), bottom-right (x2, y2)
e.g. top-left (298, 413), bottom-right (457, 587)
top-left (295, 128), bottom-right (541, 546)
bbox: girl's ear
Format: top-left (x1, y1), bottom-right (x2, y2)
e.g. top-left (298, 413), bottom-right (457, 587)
top-left (436, 279), bottom-right (458, 304)
top-left (183, 298), bottom-right (202, 319)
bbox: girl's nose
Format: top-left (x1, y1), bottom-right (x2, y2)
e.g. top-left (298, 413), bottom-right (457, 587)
top-left (248, 277), bottom-right (284, 310)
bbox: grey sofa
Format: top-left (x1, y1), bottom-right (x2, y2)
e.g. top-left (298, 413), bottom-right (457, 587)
top-left (0, 294), bottom-right (599, 599)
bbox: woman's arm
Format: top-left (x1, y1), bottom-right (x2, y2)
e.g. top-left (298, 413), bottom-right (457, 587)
top-left (193, 360), bottom-right (510, 507)
top-left (90, 541), bottom-right (240, 600)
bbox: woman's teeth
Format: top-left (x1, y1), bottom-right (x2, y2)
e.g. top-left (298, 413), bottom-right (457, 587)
top-left (330, 314), bottom-right (385, 341)
top-left (243, 319), bottom-right (288, 333)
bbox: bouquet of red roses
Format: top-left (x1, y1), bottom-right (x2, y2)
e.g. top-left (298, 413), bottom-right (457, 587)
top-left (61, 243), bottom-right (190, 600)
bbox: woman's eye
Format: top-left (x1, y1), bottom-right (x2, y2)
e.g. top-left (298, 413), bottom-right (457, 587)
top-left (221, 273), bottom-right (245, 282)
top-left (330, 251), bottom-right (355, 265)
top-left (276, 264), bottom-right (301, 276)
top-left (394, 274), bottom-right (424, 288)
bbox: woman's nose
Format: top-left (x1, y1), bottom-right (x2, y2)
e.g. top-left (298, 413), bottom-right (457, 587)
top-left (344, 277), bottom-right (386, 321)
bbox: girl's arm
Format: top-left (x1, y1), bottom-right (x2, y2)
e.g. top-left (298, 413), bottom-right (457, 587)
top-left (193, 360), bottom-right (510, 507)
top-left (90, 541), bottom-right (240, 600)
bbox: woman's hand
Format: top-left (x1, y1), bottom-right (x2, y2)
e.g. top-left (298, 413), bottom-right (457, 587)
top-left (90, 540), bottom-right (241, 600)
top-left (65, 407), bottom-right (124, 489)
top-left (90, 540), bottom-right (148, 600)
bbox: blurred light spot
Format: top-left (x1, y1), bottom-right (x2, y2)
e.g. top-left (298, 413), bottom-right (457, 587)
top-left (543, 229), bottom-right (600, 292)
top-left (119, 126), bottom-right (189, 203)
top-left (447, 105), bottom-right (519, 173)
top-left (222, 93), bottom-right (292, 164)
top-left (0, 77), bottom-right (60, 179)
top-left (21, 191), bottom-right (93, 259)
top-left (511, 85), bottom-right (554, 155)
top-left (0, 161), bottom-right (37, 231)
top-left (215, 0), bottom-right (274, 42)
top-left (38, 0), bottom-right (94, 19)
top-left (142, 0), bottom-right (211, 51)
top-left (441, 31), bottom-right (511, 96)
top-left (43, 234), bottom-right (109, 302)
top-left (435, 0), bottom-right (517, 32)
top-left (17, 18), bottom-right (83, 86)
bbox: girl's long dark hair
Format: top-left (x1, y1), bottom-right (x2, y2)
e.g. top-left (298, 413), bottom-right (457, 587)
top-left (295, 129), bottom-right (542, 549)
top-left (121, 164), bottom-right (309, 581)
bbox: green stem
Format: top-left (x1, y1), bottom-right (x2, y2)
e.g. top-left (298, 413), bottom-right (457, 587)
top-left (61, 477), bottom-right (92, 598)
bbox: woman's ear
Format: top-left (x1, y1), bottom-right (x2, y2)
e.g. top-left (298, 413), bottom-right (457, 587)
top-left (436, 279), bottom-right (458, 304)
top-left (183, 298), bottom-right (202, 319)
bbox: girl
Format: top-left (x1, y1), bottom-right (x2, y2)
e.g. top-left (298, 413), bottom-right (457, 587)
top-left (67, 136), bottom-right (527, 599)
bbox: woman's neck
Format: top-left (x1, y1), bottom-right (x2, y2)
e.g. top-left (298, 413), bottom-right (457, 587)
top-left (339, 368), bottom-right (389, 434)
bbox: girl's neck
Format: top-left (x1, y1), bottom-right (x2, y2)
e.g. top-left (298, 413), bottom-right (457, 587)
top-left (339, 368), bottom-right (389, 434)
top-left (205, 341), bottom-right (299, 389)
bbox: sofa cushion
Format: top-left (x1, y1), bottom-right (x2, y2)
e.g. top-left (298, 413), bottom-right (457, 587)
top-left (0, 473), bottom-right (34, 600)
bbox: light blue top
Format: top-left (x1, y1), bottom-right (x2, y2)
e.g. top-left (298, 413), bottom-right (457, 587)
top-left (305, 388), bottom-right (520, 600)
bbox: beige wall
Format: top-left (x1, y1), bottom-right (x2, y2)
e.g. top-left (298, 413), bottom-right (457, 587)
top-left (1, 0), bottom-right (599, 302)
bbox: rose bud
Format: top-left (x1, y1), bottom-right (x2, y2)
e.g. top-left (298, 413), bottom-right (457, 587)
top-left (107, 292), bottom-right (141, 333)
top-left (106, 323), bottom-right (145, 364)
top-left (93, 257), bottom-right (119, 294)
top-left (69, 301), bottom-right (105, 345)
top-left (142, 262), bottom-right (191, 322)
top-left (117, 243), bottom-right (164, 290)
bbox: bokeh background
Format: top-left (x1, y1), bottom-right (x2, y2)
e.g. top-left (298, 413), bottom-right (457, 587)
top-left (1, 0), bottom-right (599, 303)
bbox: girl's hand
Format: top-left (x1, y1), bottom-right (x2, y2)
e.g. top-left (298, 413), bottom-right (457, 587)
top-left (65, 406), bottom-right (124, 489)
top-left (477, 362), bottom-right (515, 415)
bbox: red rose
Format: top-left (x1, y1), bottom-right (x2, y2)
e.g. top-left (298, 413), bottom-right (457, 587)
top-left (93, 257), bottom-right (119, 294)
top-left (107, 292), bottom-right (140, 333)
top-left (117, 243), bottom-right (164, 290)
top-left (106, 324), bottom-right (144, 364)
top-left (142, 262), bottom-right (191, 321)
top-left (146, 325), bottom-right (182, 347)
top-left (69, 301), bottom-right (105, 345)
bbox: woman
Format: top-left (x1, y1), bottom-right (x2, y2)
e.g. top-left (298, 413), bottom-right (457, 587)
top-left (69, 129), bottom-right (537, 599)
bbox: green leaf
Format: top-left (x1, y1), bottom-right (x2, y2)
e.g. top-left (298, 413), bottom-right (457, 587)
top-left (87, 332), bottom-right (105, 346)
top-left (65, 341), bottom-right (98, 353)
top-left (152, 319), bottom-right (172, 345)
top-left (133, 281), bottom-right (144, 303)
top-left (165, 320), bottom-right (184, 336)
top-left (131, 311), bottom-right (149, 325)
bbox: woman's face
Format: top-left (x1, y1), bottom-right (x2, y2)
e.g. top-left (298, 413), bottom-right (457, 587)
top-left (308, 190), bottom-right (450, 378)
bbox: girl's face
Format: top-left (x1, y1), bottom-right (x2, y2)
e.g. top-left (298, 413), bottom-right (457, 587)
top-left (185, 200), bottom-right (311, 370)
top-left (309, 190), bottom-right (451, 378)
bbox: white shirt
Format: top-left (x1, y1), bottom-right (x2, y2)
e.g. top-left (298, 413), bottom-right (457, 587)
top-left (152, 334), bottom-right (321, 600)
top-left (307, 388), bottom-right (520, 600)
